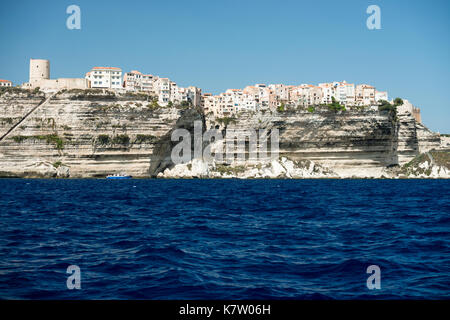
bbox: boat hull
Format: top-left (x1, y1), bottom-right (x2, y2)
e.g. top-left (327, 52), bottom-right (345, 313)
top-left (106, 176), bottom-right (132, 179)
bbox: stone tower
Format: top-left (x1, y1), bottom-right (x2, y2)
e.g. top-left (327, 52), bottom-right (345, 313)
top-left (29, 59), bottom-right (50, 85)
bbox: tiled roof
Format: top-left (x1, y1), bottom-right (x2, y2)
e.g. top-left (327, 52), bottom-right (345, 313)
top-left (92, 67), bottom-right (121, 70)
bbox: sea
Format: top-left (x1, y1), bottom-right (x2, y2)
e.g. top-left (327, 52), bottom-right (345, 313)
top-left (0, 179), bottom-right (449, 299)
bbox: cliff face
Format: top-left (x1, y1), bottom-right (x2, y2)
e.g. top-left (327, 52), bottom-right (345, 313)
top-left (0, 91), bottom-right (184, 177)
top-left (0, 90), bottom-right (443, 178)
top-left (205, 107), bottom-right (441, 177)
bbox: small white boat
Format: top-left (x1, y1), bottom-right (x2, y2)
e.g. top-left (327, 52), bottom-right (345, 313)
top-left (106, 173), bottom-right (132, 179)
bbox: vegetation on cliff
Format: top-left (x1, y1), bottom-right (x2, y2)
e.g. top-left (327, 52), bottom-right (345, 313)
top-left (216, 116), bottom-right (237, 126)
top-left (0, 87), bottom-right (43, 97)
top-left (65, 89), bottom-right (117, 101)
top-left (277, 103), bottom-right (286, 113)
top-left (377, 98), bottom-right (403, 122)
top-left (400, 150), bottom-right (449, 177)
top-left (12, 133), bottom-right (64, 150)
top-left (326, 97), bottom-right (346, 112)
top-left (134, 134), bottom-right (157, 144)
top-left (95, 134), bottom-right (130, 146)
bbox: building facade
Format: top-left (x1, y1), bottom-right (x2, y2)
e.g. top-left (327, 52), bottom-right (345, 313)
top-left (123, 70), bottom-right (156, 93)
top-left (203, 80), bottom-right (390, 116)
top-left (0, 80), bottom-right (12, 87)
top-left (86, 67), bottom-right (122, 89)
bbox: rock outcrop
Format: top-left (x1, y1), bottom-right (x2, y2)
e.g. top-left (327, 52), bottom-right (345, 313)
top-left (0, 89), bottom-right (446, 178)
top-left (0, 90), bottom-right (181, 177)
top-left (158, 157), bottom-right (338, 179)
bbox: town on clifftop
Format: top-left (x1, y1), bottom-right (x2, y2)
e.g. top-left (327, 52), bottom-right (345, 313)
top-left (0, 58), bottom-right (421, 122)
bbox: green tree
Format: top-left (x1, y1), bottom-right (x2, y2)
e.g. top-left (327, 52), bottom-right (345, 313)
top-left (393, 98), bottom-right (403, 106)
top-left (327, 97), bottom-right (345, 112)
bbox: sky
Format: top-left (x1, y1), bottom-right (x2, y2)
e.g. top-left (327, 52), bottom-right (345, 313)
top-left (0, 0), bottom-right (449, 132)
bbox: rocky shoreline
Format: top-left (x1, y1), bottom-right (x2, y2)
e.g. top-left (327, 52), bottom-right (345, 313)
top-left (158, 153), bottom-right (450, 179)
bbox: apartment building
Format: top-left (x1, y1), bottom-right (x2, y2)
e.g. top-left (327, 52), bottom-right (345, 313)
top-left (334, 81), bottom-right (355, 105)
top-left (290, 85), bottom-right (323, 107)
top-left (123, 70), bottom-right (155, 92)
top-left (86, 67), bottom-right (122, 89)
top-left (243, 84), bottom-right (278, 110)
top-left (318, 83), bottom-right (335, 104)
top-left (355, 84), bottom-right (376, 106)
top-left (268, 84), bottom-right (290, 103)
top-left (0, 79), bottom-right (12, 87)
top-left (154, 78), bottom-right (170, 105)
top-left (185, 86), bottom-right (202, 107)
top-left (206, 79), bottom-right (389, 116)
top-left (375, 90), bottom-right (388, 102)
top-left (202, 93), bottom-right (214, 114)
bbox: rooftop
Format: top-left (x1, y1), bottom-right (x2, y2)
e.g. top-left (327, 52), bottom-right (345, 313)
top-left (92, 67), bottom-right (121, 70)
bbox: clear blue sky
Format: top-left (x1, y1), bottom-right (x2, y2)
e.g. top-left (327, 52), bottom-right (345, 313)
top-left (1, 0), bottom-right (449, 132)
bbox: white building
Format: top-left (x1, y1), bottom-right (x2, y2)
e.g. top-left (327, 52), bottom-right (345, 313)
top-left (86, 67), bottom-right (122, 89)
top-left (318, 83), bottom-right (335, 104)
top-left (243, 84), bottom-right (277, 110)
top-left (375, 90), bottom-right (388, 102)
top-left (154, 78), bottom-right (170, 105)
top-left (289, 85), bottom-right (322, 107)
top-left (123, 70), bottom-right (156, 92)
top-left (205, 80), bottom-right (389, 116)
top-left (0, 79), bottom-right (12, 87)
top-left (184, 86), bottom-right (202, 107)
top-left (202, 93), bottom-right (217, 115)
top-left (268, 84), bottom-right (290, 102)
top-left (334, 81), bottom-right (355, 105)
top-left (355, 84), bottom-right (376, 106)
top-left (151, 77), bottom-right (202, 107)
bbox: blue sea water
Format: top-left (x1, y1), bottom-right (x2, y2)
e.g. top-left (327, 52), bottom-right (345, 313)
top-left (0, 179), bottom-right (449, 300)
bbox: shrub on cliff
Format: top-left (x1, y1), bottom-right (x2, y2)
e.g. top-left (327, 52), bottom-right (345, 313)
top-left (69, 89), bottom-right (116, 101)
top-left (111, 134), bottom-right (130, 145)
top-left (176, 101), bottom-right (192, 110)
top-left (378, 100), bottom-right (395, 111)
top-left (122, 92), bottom-right (153, 101)
top-left (0, 87), bottom-right (39, 97)
top-left (216, 117), bottom-right (237, 126)
top-left (134, 134), bottom-right (156, 144)
top-left (327, 97), bottom-right (345, 112)
top-left (42, 134), bottom-right (65, 150)
top-left (147, 98), bottom-right (161, 109)
top-left (11, 134), bottom-right (64, 150)
top-left (277, 103), bottom-right (286, 113)
top-left (12, 136), bottom-right (27, 143)
top-left (53, 161), bottom-right (63, 168)
top-left (96, 134), bottom-right (130, 146)
top-left (378, 100), bottom-right (398, 122)
top-left (97, 134), bottom-right (110, 145)
top-left (393, 98), bottom-right (404, 106)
